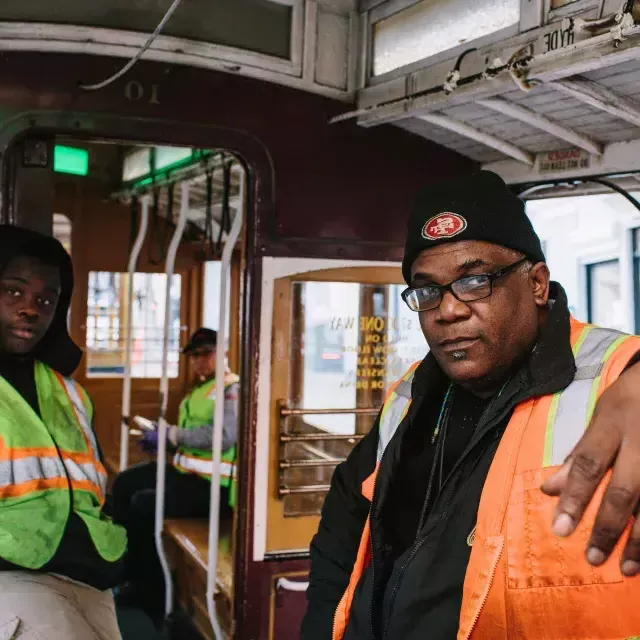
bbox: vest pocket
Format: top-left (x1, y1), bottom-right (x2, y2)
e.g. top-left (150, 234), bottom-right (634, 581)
top-left (506, 466), bottom-right (623, 589)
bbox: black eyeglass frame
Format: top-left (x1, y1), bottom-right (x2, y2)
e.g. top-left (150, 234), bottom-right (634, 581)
top-left (401, 257), bottom-right (531, 312)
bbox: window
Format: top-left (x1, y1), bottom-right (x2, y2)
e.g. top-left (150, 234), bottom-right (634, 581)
top-left (634, 229), bottom-right (640, 333)
top-left (86, 271), bottom-right (181, 378)
top-left (280, 280), bottom-right (428, 516)
top-left (202, 261), bottom-right (230, 349)
top-left (371, 0), bottom-right (520, 76)
top-left (586, 260), bottom-right (624, 331)
top-left (0, 0), bottom-right (293, 59)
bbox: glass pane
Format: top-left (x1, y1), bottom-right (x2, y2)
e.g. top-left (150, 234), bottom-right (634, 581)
top-left (122, 148), bottom-right (151, 183)
top-left (587, 261), bottom-right (624, 331)
top-left (282, 280), bottom-right (428, 516)
top-left (372, 0), bottom-right (520, 76)
top-left (0, 0), bottom-right (292, 59)
top-left (203, 261), bottom-right (231, 351)
top-left (551, 0), bottom-right (579, 7)
top-left (86, 271), bottom-right (181, 378)
top-left (53, 213), bottom-right (72, 255)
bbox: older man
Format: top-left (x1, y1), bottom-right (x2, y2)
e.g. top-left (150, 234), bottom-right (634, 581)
top-left (301, 171), bottom-right (640, 640)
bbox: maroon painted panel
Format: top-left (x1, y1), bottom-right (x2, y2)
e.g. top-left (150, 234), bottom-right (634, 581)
top-left (0, 52), bottom-right (474, 256)
top-left (272, 581), bottom-right (308, 638)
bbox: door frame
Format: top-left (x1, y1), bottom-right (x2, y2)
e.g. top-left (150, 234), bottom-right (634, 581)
top-left (0, 110), bottom-right (272, 632)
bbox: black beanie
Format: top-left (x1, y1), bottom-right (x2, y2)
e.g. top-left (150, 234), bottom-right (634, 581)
top-left (402, 170), bottom-right (545, 284)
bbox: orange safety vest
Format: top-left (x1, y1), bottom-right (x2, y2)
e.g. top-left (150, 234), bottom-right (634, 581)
top-left (333, 318), bottom-right (640, 640)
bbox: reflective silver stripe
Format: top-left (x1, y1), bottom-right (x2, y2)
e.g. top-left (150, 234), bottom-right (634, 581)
top-left (173, 453), bottom-right (235, 478)
top-left (376, 371), bottom-right (416, 462)
top-left (546, 327), bottom-right (625, 467)
top-left (0, 456), bottom-right (66, 488)
top-left (60, 378), bottom-right (106, 494)
top-left (0, 456), bottom-right (106, 493)
top-left (573, 363), bottom-right (604, 381)
top-left (62, 458), bottom-right (106, 493)
top-left (60, 378), bottom-right (99, 455)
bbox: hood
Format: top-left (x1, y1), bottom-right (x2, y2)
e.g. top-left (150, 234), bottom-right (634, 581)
top-left (0, 225), bottom-right (82, 376)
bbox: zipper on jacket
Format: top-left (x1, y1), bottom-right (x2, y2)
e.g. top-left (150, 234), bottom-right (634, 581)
top-left (378, 397), bottom-right (516, 638)
top-left (381, 470), bottom-right (461, 640)
top-left (462, 536), bottom-right (505, 640)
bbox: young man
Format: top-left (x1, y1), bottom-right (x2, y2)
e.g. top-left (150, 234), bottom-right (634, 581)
top-left (302, 171), bottom-right (640, 639)
top-left (112, 328), bottom-right (239, 619)
top-left (0, 225), bottom-right (127, 640)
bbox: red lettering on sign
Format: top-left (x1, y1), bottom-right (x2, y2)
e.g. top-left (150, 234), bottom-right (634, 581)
top-left (547, 149), bottom-right (580, 161)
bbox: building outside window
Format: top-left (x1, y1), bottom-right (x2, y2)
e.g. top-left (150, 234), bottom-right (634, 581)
top-left (527, 192), bottom-right (640, 332)
top-left (586, 260), bottom-right (624, 331)
top-left (86, 271), bottom-right (181, 378)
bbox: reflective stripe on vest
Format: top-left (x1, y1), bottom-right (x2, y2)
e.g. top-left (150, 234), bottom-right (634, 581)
top-left (56, 374), bottom-right (107, 496)
top-left (172, 452), bottom-right (236, 479)
top-left (0, 456), bottom-right (104, 498)
top-left (543, 325), bottom-right (628, 467)
top-left (0, 362), bottom-right (126, 568)
top-left (376, 363), bottom-right (420, 463)
top-left (459, 319), bottom-right (640, 640)
top-left (333, 319), bottom-right (640, 640)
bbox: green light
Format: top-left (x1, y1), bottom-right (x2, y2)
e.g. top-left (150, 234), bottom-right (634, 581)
top-left (54, 145), bottom-right (89, 176)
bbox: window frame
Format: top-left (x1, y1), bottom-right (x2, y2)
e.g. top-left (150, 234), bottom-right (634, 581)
top-left (85, 270), bottom-right (183, 380)
top-left (585, 258), bottom-right (621, 326)
top-left (366, 0), bottom-right (523, 84)
top-left (634, 228), bottom-right (640, 334)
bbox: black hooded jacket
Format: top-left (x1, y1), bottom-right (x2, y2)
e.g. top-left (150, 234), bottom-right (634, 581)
top-left (0, 225), bottom-right (124, 590)
top-left (301, 284), bottom-right (640, 640)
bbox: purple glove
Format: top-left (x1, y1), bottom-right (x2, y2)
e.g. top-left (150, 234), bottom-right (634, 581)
top-left (138, 429), bottom-right (160, 453)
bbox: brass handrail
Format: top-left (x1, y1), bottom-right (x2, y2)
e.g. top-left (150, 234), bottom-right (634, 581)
top-left (279, 484), bottom-right (331, 496)
top-left (280, 406), bottom-right (380, 416)
top-left (280, 458), bottom-right (346, 469)
top-left (280, 433), bottom-right (365, 443)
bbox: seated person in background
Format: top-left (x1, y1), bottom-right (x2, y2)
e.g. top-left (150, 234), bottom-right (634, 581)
top-left (112, 328), bottom-right (239, 621)
top-left (0, 225), bottom-right (126, 640)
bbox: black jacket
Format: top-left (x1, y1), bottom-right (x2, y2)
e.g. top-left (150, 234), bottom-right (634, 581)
top-left (301, 285), bottom-right (634, 640)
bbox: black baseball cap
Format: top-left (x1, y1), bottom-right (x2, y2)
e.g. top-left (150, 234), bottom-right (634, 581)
top-left (182, 328), bottom-right (217, 354)
top-left (402, 170), bottom-right (545, 284)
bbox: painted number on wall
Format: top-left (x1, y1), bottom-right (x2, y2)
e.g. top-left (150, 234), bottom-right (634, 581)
top-left (124, 81), bottom-right (160, 105)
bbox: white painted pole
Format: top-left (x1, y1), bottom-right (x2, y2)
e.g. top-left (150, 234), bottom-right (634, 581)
top-left (154, 182), bottom-right (190, 619)
top-left (120, 196), bottom-right (150, 471)
top-left (206, 170), bottom-right (244, 638)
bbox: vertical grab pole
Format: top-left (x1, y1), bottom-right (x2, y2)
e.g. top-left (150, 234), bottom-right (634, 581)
top-left (120, 195), bottom-right (150, 471)
top-left (206, 169), bottom-right (244, 637)
top-left (155, 181), bottom-right (190, 619)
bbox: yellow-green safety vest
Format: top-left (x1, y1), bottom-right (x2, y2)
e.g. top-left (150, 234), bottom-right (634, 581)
top-left (0, 361), bottom-right (127, 569)
top-left (173, 372), bottom-right (239, 508)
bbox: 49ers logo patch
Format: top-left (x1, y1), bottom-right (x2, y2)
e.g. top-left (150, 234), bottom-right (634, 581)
top-left (422, 212), bottom-right (467, 240)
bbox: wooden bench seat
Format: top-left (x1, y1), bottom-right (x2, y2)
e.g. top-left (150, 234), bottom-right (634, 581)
top-left (164, 518), bottom-right (233, 599)
top-left (163, 518), bottom-right (234, 640)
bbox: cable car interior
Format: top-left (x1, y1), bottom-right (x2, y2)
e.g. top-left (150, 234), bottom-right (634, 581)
top-left (2, 1), bottom-right (640, 639)
top-left (38, 136), bottom-right (246, 638)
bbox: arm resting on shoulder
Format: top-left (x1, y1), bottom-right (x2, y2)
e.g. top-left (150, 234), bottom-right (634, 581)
top-left (300, 422), bottom-right (378, 640)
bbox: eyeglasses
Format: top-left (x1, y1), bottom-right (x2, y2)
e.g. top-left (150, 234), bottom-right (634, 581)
top-left (401, 258), bottom-right (530, 312)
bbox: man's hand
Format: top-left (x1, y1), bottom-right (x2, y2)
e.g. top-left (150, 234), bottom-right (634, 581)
top-left (541, 362), bottom-right (640, 577)
top-left (138, 429), bottom-right (161, 453)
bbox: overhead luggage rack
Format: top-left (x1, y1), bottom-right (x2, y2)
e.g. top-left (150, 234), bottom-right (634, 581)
top-left (339, 0), bottom-right (640, 185)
